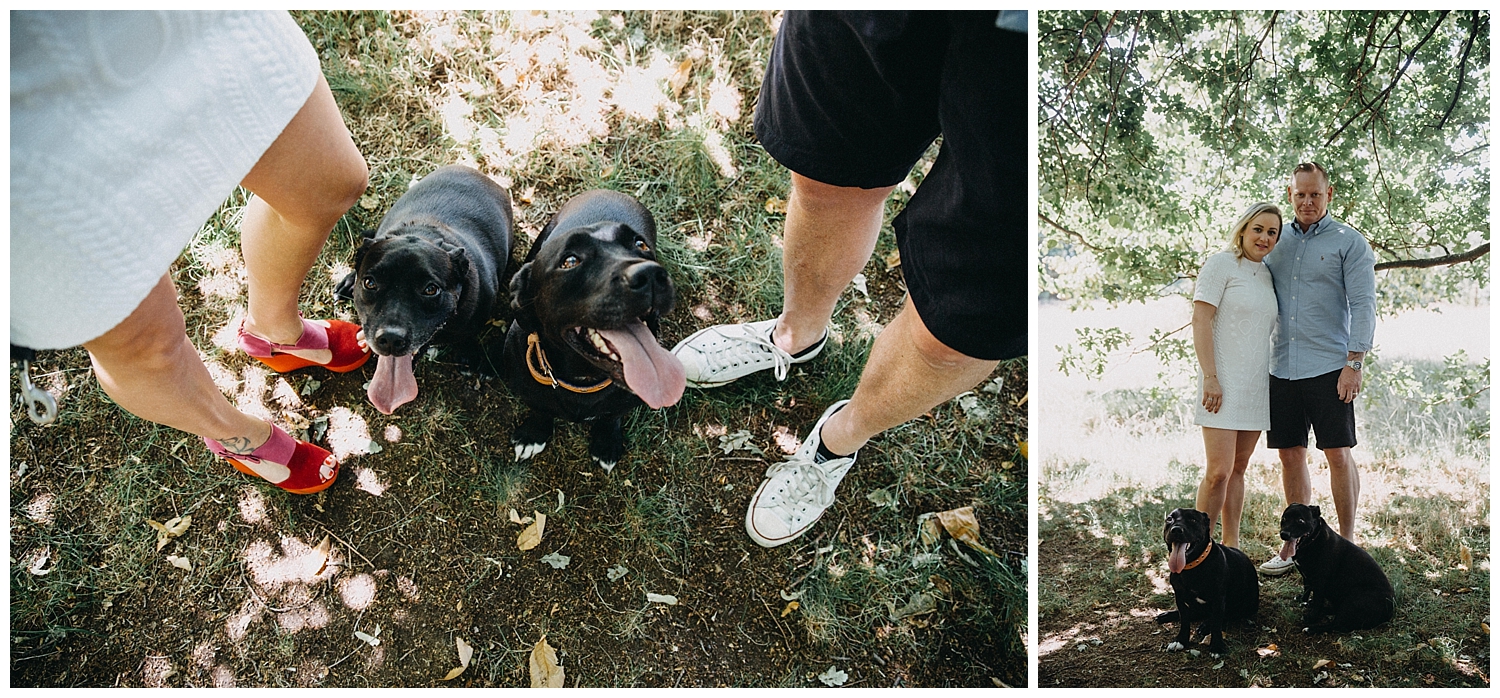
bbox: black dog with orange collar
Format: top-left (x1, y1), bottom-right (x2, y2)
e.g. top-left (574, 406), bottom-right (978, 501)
top-left (1155, 508), bottom-right (1260, 655)
top-left (501, 190), bottom-right (686, 472)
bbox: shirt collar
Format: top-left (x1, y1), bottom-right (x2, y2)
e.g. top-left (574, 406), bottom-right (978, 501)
top-left (1291, 212), bottom-right (1332, 237)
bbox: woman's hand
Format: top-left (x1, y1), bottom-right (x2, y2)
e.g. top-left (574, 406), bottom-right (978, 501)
top-left (1202, 375), bottom-right (1223, 413)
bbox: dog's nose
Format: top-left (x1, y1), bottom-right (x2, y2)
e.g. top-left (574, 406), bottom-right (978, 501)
top-left (373, 326), bottom-right (410, 355)
top-left (624, 262), bottom-right (668, 292)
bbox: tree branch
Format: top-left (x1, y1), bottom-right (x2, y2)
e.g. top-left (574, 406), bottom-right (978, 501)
top-left (1038, 212), bottom-right (1105, 252)
top-left (1325, 11), bottom-right (1448, 146)
top-left (1374, 243), bottom-right (1489, 270)
top-left (1433, 10), bottom-right (1480, 130)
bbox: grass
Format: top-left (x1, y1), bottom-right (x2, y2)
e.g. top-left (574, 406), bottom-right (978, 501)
top-left (10, 11), bottom-right (1023, 688)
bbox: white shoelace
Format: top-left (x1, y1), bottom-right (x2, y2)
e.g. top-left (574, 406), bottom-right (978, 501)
top-left (763, 457), bottom-right (852, 512)
top-left (703, 328), bottom-right (794, 381)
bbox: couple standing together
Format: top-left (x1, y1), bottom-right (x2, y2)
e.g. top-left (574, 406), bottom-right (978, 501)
top-left (1191, 162), bottom-right (1377, 575)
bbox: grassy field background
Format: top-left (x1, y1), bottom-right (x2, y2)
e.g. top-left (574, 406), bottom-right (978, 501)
top-left (1037, 298), bottom-right (1490, 688)
top-left (9, 11), bottom-right (1025, 687)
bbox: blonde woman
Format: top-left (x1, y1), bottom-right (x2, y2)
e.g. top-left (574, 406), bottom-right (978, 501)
top-left (1190, 202), bottom-right (1282, 548)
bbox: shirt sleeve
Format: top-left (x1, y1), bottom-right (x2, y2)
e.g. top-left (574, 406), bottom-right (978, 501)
top-left (1344, 233), bottom-right (1377, 353)
top-left (1193, 254), bottom-right (1231, 308)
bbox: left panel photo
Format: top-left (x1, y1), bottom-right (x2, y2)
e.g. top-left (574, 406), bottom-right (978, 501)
top-left (10, 11), bottom-right (1028, 687)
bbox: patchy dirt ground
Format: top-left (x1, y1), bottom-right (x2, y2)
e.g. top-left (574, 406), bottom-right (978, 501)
top-left (1038, 502), bottom-right (1490, 688)
top-left (10, 248), bottom-right (1024, 689)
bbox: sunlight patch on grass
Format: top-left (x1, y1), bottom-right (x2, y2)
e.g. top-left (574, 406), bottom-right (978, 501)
top-left (238, 486), bottom-right (269, 526)
top-left (277, 599), bottom-right (332, 634)
top-left (338, 573), bottom-right (379, 610)
top-left (209, 307), bottom-right (245, 354)
top-left (23, 492), bottom-right (56, 525)
top-left (326, 406), bottom-right (376, 460)
top-left (233, 364), bottom-right (274, 422)
top-left (243, 534), bottom-right (338, 592)
top-left (225, 597), bottom-right (264, 641)
top-left (614, 51), bottom-right (676, 121)
top-left (354, 466), bottom-right (388, 497)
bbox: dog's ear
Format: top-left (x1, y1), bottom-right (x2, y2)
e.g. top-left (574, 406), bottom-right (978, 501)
top-left (352, 230), bottom-right (378, 270)
top-left (334, 271), bottom-right (356, 302)
top-left (508, 261), bottom-right (538, 331)
top-left (1309, 505), bottom-right (1321, 518)
top-left (442, 243), bottom-right (470, 282)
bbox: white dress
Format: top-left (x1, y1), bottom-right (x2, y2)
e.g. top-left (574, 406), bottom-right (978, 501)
top-left (11, 11), bottom-right (322, 349)
top-left (1192, 251), bottom-right (1278, 430)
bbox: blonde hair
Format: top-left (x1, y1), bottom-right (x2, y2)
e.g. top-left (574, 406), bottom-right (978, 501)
top-left (1227, 202), bottom-right (1283, 259)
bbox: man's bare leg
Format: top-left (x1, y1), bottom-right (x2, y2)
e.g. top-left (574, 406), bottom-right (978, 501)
top-left (771, 173), bottom-right (895, 355)
top-left (817, 296), bottom-right (998, 457)
top-left (1324, 446), bottom-right (1360, 541)
top-left (1278, 445), bottom-right (1312, 505)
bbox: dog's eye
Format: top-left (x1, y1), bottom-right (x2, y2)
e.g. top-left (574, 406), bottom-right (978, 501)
top-left (421, 283), bottom-right (440, 296)
top-left (635, 238), bottom-right (651, 252)
top-left (559, 254), bottom-right (580, 269)
top-left (362, 277), bottom-right (377, 290)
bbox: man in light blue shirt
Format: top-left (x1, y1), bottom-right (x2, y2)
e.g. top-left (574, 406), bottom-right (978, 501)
top-left (1258, 162), bottom-right (1377, 575)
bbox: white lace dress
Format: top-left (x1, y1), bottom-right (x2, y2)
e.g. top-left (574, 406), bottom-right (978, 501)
top-left (1192, 252), bottom-right (1278, 430)
top-left (12, 11), bottom-right (321, 349)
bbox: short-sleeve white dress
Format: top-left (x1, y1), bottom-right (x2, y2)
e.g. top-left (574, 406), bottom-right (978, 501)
top-left (1192, 251), bottom-right (1279, 430)
top-left (11, 11), bottom-right (322, 349)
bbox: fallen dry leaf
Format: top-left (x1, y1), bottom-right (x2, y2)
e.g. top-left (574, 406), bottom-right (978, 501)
top-left (668, 57), bottom-right (693, 97)
top-left (1019, 441), bottom-right (1029, 459)
top-left (884, 248), bottom-right (902, 270)
top-left (781, 601), bottom-right (800, 617)
top-left (936, 506), bottom-right (998, 556)
top-left (165, 554), bottom-right (193, 572)
top-left (1313, 659), bottom-right (1333, 670)
top-left (509, 508), bottom-right (533, 525)
top-left (518, 512), bottom-right (546, 551)
top-left (27, 547), bottom-right (53, 576)
top-left (764, 196), bottom-right (788, 215)
top-left (354, 628), bottom-right (381, 647)
top-left (917, 513), bottom-right (943, 547)
top-left (646, 593), bottom-right (679, 605)
top-left (312, 535), bottom-right (332, 576)
top-left (529, 636), bottom-right (564, 688)
top-left (442, 636), bottom-right (474, 680)
top-left (1460, 543), bottom-right (1473, 570)
top-left (1256, 643), bottom-right (1280, 658)
top-left (147, 515), bottom-right (192, 551)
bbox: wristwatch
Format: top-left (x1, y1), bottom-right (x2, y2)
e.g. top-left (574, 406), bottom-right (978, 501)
top-left (1346, 359), bottom-right (1363, 371)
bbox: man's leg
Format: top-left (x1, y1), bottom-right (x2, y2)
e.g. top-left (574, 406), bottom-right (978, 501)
top-left (1278, 446), bottom-right (1312, 505)
top-left (672, 173), bottom-right (893, 386)
top-left (773, 173), bottom-right (895, 355)
top-left (817, 296), bottom-right (998, 456)
top-left (1324, 446), bottom-right (1360, 541)
top-left (240, 74), bottom-right (369, 355)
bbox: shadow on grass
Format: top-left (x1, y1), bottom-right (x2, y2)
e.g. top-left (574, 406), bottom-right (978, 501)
top-left (1039, 481), bottom-right (1490, 688)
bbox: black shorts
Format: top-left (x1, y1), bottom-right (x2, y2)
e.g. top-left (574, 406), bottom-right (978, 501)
top-left (1267, 370), bottom-right (1357, 450)
top-left (753, 11), bottom-right (1026, 360)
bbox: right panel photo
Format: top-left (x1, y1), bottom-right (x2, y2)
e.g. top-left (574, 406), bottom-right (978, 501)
top-left (1035, 11), bottom-right (1490, 688)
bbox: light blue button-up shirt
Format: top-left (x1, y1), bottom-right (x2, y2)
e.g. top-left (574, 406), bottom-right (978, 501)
top-left (1264, 213), bottom-right (1376, 380)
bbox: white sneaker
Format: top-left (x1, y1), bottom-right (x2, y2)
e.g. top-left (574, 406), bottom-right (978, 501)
top-left (1258, 553), bottom-right (1296, 576)
top-left (671, 318), bottom-right (826, 388)
top-left (745, 400), bottom-right (853, 548)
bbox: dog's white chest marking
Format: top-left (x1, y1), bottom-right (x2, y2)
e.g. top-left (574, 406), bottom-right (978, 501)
top-left (1195, 597), bottom-right (1207, 604)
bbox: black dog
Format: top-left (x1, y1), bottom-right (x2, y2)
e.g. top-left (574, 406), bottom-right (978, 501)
top-left (1277, 503), bottom-right (1395, 633)
top-left (502, 189), bottom-right (685, 471)
top-left (335, 165), bottom-right (513, 415)
top-left (1155, 508), bottom-right (1259, 655)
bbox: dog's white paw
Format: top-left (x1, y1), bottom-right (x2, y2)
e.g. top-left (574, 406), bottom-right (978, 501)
top-left (514, 442), bottom-right (547, 461)
top-left (1166, 641), bottom-right (1185, 652)
top-left (593, 457), bottom-right (617, 473)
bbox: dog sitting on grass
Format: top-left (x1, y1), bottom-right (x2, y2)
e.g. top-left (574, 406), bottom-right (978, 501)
top-left (1275, 503), bottom-right (1395, 633)
top-left (1156, 507), bottom-right (1260, 655)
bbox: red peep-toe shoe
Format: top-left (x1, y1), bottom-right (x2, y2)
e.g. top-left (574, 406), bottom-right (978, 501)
top-left (239, 317), bottom-right (370, 373)
top-left (205, 423), bottom-right (340, 495)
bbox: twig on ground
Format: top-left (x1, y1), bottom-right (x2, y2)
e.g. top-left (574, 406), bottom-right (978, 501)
top-left (307, 518), bottom-right (376, 569)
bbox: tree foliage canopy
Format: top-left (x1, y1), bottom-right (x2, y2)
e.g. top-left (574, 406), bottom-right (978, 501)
top-left (1039, 10), bottom-right (1489, 312)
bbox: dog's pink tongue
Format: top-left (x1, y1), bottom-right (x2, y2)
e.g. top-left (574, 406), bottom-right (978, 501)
top-left (598, 322), bottom-right (685, 409)
top-left (368, 354), bottom-right (418, 415)
top-left (1279, 537), bottom-right (1298, 561)
top-left (1168, 542), bottom-right (1189, 574)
